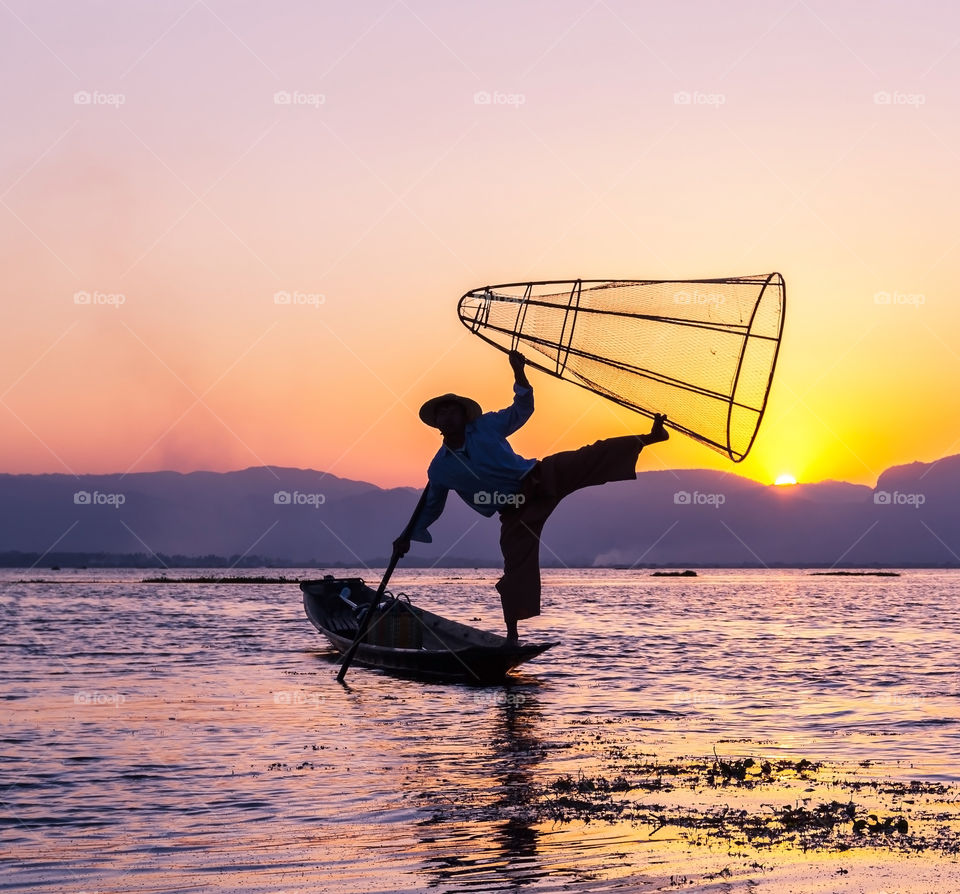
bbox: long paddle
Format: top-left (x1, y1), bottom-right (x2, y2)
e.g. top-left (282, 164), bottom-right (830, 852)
top-left (336, 486), bottom-right (430, 682)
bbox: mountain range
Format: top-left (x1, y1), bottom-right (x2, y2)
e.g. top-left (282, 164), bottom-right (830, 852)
top-left (1, 455), bottom-right (958, 567)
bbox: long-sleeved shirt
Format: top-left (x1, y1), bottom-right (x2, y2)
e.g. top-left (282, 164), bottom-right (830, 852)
top-left (409, 382), bottom-right (537, 543)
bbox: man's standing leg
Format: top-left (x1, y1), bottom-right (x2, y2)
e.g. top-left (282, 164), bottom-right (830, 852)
top-left (495, 435), bottom-right (648, 641)
top-left (496, 487), bottom-right (558, 641)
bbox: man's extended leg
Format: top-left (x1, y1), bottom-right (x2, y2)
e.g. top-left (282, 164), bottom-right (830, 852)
top-left (535, 435), bottom-right (645, 500)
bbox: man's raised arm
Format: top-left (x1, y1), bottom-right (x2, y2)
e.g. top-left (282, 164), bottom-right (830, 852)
top-left (487, 350), bottom-right (534, 436)
top-left (509, 349), bottom-right (529, 389)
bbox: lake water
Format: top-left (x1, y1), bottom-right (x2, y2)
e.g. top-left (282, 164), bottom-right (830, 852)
top-left (3, 568), bottom-right (959, 892)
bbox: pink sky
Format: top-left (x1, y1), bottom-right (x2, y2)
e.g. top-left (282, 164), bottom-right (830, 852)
top-left (1, 0), bottom-right (959, 488)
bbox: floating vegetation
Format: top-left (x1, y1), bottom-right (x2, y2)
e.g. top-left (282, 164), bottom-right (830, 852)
top-left (598, 752), bottom-right (820, 792)
top-left (540, 773), bottom-right (921, 852)
top-left (652, 570), bottom-right (698, 577)
top-left (143, 575), bottom-right (300, 584)
top-left (544, 781), bottom-right (897, 843)
top-left (411, 748), bottom-right (960, 857)
top-left (709, 749), bottom-right (818, 785)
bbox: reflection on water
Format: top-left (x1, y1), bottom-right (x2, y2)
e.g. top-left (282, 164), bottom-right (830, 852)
top-left (2, 568), bottom-right (960, 892)
top-left (418, 688), bottom-right (546, 890)
top-left (494, 692), bottom-right (543, 862)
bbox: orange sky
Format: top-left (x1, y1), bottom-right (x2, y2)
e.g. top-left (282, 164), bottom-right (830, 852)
top-left (1, 1), bottom-right (958, 488)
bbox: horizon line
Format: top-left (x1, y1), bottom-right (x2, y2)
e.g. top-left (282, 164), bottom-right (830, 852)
top-left (1, 452), bottom-right (957, 490)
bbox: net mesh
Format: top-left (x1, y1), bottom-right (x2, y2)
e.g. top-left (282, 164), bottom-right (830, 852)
top-left (457, 274), bottom-right (785, 462)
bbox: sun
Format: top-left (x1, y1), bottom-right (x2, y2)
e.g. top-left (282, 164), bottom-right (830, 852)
top-left (774, 474), bottom-right (798, 486)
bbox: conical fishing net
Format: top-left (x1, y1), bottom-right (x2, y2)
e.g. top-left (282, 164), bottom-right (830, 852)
top-left (458, 274), bottom-right (785, 462)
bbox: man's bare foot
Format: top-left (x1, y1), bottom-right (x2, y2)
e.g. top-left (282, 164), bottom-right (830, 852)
top-left (505, 620), bottom-right (519, 643)
top-left (639, 413), bottom-right (669, 445)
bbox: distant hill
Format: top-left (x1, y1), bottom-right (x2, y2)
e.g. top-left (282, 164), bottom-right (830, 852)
top-left (1, 456), bottom-right (958, 567)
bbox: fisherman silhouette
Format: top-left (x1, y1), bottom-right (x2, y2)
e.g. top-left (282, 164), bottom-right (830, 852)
top-left (394, 350), bottom-right (668, 642)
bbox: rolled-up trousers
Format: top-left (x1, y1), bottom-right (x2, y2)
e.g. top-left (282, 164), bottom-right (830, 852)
top-left (495, 436), bottom-right (644, 623)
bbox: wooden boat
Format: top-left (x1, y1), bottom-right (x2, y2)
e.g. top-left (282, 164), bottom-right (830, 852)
top-left (301, 575), bottom-right (557, 681)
